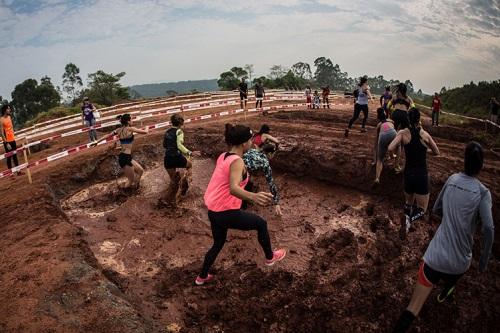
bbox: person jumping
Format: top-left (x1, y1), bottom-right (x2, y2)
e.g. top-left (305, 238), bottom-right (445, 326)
top-left (345, 76), bottom-right (373, 137)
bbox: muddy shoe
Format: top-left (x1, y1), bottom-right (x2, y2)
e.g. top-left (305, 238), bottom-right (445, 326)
top-left (360, 128), bottom-right (367, 133)
top-left (371, 179), bottom-right (380, 188)
top-left (195, 274), bottom-right (214, 286)
top-left (344, 129), bottom-right (349, 138)
top-left (265, 249), bottom-right (287, 266)
top-left (394, 165), bottom-right (402, 174)
top-left (437, 286), bottom-right (456, 303)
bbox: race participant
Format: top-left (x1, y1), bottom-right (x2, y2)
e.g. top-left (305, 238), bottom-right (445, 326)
top-left (489, 97), bottom-right (499, 124)
top-left (93, 114), bottom-right (148, 188)
top-left (387, 83), bottom-right (415, 171)
top-left (81, 97), bottom-right (98, 142)
top-left (372, 107), bottom-right (397, 185)
top-left (388, 108), bottom-right (440, 235)
top-left (163, 114), bottom-right (197, 201)
top-left (254, 81), bottom-right (265, 109)
top-left (313, 90), bottom-right (321, 109)
top-left (252, 124), bottom-right (279, 148)
top-left (239, 78), bottom-right (248, 109)
top-left (195, 124), bottom-right (287, 285)
top-left (322, 86), bottom-right (331, 109)
top-left (393, 142), bottom-right (494, 333)
top-left (431, 93), bottom-right (441, 127)
top-left (305, 85), bottom-right (312, 108)
top-left (243, 143), bottom-right (282, 216)
top-left (380, 86), bottom-right (393, 118)
top-left (0, 104), bottom-right (23, 174)
top-left (345, 76), bottom-right (373, 137)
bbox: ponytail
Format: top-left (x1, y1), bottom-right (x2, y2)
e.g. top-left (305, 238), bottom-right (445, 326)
top-left (116, 114), bottom-right (131, 126)
top-left (225, 123), bottom-right (253, 146)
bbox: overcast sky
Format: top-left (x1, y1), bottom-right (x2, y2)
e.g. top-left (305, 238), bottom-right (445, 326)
top-left (0, 0), bottom-right (499, 99)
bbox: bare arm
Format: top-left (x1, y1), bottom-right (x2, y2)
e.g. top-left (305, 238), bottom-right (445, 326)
top-left (229, 158), bottom-right (272, 205)
top-left (92, 131), bottom-right (115, 145)
top-left (423, 131), bottom-right (440, 155)
top-left (0, 119), bottom-right (5, 142)
top-left (374, 123), bottom-right (381, 161)
top-left (262, 133), bottom-right (279, 144)
top-left (388, 130), bottom-right (404, 152)
top-left (130, 126), bottom-right (148, 135)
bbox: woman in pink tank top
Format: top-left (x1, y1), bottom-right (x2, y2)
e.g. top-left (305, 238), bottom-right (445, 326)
top-left (373, 107), bottom-right (397, 186)
top-left (195, 124), bottom-right (287, 285)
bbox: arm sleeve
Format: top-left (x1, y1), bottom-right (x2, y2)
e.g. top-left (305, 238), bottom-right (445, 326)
top-left (432, 178), bottom-right (449, 216)
top-left (479, 190), bottom-right (494, 272)
top-left (176, 129), bottom-right (191, 155)
top-left (262, 158), bottom-right (280, 204)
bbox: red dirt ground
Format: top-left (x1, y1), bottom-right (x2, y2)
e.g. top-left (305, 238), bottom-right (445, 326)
top-left (0, 104), bottom-right (499, 333)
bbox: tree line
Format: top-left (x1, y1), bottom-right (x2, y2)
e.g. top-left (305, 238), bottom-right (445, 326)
top-left (419, 80), bottom-right (500, 117)
top-left (4, 63), bottom-right (129, 127)
top-left (217, 57), bottom-right (417, 96)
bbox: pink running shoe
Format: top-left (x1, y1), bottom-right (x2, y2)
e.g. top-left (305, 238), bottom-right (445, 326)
top-left (265, 249), bottom-right (287, 266)
top-left (195, 274), bottom-right (213, 286)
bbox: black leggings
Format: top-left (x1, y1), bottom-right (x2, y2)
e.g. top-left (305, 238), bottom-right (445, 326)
top-left (348, 104), bottom-right (368, 128)
top-left (200, 209), bottom-right (273, 278)
top-left (3, 141), bottom-right (19, 169)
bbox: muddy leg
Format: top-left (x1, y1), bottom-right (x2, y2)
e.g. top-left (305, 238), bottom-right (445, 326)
top-left (393, 283), bottom-right (433, 333)
top-left (122, 165), bottom-right (135, 188)
top-left (178, 160), bottom-right (193, 198)
top-left (131, 160), bottom-right (144, 187)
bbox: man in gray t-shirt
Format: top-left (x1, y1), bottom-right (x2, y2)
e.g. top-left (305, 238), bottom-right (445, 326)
top-left (393, 141), bottom-right (494, 333)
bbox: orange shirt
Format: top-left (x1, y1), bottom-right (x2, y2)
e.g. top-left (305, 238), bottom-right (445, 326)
top-left (1, 116), bottom-right (15, 142)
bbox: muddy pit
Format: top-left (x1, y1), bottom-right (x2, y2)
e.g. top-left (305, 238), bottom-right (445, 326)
top-left (2, 110), bottom-right (499, 333)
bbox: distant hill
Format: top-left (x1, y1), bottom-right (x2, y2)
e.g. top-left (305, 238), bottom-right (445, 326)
top-left (128, 79), bottom-right (219, 98)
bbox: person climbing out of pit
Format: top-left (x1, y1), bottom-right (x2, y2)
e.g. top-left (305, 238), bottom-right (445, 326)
top-left (393, 141), bottom-right (494, 333)
top-left (322, 85), bottom-right (331, 109)
top-left (243, 142), bottom-right (282, 216)
top-left (195, 123), bottom-right (287, 285)
top-left (252, 124), bottom-right (279, 149)
top-left (388, 108), bottom-right (439, 236)
top-left (163, 114), bottom-right (198, 202)
top-left (313, 90), bottom-right (321, 109)
top-left (380, 85), bottom-right (393, 118)
top-left (239, 78), bottom-right (248, 109)
top-left (387, 82), bottom-right (415, 172)
top-left (93, 114), bottom-right (148, 189)
top-left (345, 76), bottom-right (373, 137)
top-left (305, 85), bottom-right (312, 108)
top-left (254, 80), bottom-right (265, 109)
top-left (372, 107), bottom-right (397, 186)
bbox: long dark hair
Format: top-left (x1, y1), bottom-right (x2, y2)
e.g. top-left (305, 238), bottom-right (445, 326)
top-left (116, 114), bottom-right (131, 126)
top-left (225, 123), bottom-right (252, 146)
top-left (376, 107), bottom-right (387, 122)
top-left (408, 108), bottom-right (421, 138)
top-left (396, 83), bottom-right (408, 98)
top-left (359, 76), bottom-right (368, 87)
top-left (257, 124), bottom-right (270, 135)
top-left (464, 141), bottom-right (483, 176)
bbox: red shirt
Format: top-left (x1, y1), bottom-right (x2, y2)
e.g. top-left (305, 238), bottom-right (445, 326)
top-left (432, 98), bottom-right (441, 112)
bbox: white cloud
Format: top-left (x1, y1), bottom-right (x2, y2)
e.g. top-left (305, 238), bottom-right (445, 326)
top-left (0, 0), bottom-right (499, 99)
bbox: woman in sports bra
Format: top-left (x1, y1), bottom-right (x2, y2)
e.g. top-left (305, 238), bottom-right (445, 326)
top-left (195, 123), bottom-right (287, 286)
top-left (373, 107), bottom-right (397, 185)
top-left (389, 83), bottom-right (414, 130)
top-left (94, 114), bottom-right (148, 188)
top-left (388, 108), bottom-right (439, 236)
top-left (252, 124), bottom-right (279, 148)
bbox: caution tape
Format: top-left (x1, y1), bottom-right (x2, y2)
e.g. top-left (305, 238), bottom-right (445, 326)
top-left (0, 102), bottom-right (308, 179)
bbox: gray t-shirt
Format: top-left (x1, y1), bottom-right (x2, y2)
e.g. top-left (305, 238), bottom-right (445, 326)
top-left (423, 173), bottom-right (494, 274)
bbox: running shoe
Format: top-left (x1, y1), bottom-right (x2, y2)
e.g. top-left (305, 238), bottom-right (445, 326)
top-left (265, 249), bottom-right (287, 266)
top-left (394, 165), bottom-right (402, 174)
top-left (195, 274), bottom-right (214, 286)
top-left (344, 129), bottom-right (349, 138)
top-left (437, 286), bottom-right (455, 303)
top-left (360, 128), bottom-right (367, 133)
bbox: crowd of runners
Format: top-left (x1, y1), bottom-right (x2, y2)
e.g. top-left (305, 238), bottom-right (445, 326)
top-left (0, 79), bottom-right (495, 332)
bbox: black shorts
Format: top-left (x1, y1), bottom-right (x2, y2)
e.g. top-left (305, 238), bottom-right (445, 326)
top-left (404, 171), bottom-right (429, 195)
top-left (392, 109), bottom-right (409, 130)
top-left (118, 153), bottom-right (133, 168)
top-left (240, 93), bottom-right (247, 101)
top-left (164, 154), bottom-right (188, 169)
top-left (418, 261), bottom-right (463, 287)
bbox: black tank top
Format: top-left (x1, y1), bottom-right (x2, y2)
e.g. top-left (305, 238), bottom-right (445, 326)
top-left (404, 127), bottom-right (427, 175)
top-left (163, 128), bottom-right (181, 157)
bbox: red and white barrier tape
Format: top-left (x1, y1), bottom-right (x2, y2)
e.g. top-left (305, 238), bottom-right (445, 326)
top-left (0, 102), bottom-right (308, 179)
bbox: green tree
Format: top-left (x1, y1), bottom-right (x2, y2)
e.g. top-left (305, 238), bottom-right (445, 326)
top-left (62, 63), bottom-right (83, 105)
top-left (291, 62), bottom-right (312, 80)
top-left (86, 70), bottom-right (129, 106)
top-left (244, 64), bottom-right (254, 83)
top-left (269, 65), bottom-right (288, 80)
top-left (11, 76), bottom-right (61, 126)
top-left (230, 67), bottom-right (248, 79)
top-left (217, 71), bottom-right (240, 90)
